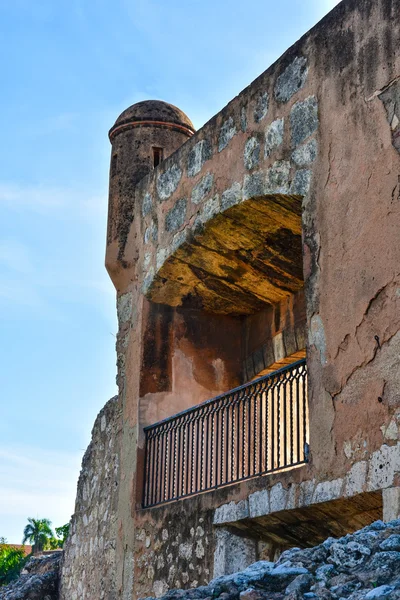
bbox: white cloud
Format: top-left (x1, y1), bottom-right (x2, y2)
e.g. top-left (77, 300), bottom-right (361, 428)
top-left (0, 180), bottom-right (112, 317)
top-left (0, 279), bottom-right (44, 310)
top-left (0, 181), bottom-right (107, 221)
top-left (0, 445), bottom-right (82, 542)
top-left (0, 183), bottom-right (66, 211)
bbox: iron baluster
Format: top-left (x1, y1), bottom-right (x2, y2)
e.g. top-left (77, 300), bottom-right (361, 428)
top-left (142, 359), bottom-right (308, 507)
top-left (283, 373), bottom-right (288, 468)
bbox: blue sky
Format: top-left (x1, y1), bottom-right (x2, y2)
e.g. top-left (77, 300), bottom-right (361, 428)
top-left (0, 0), bottom-right (340, 543)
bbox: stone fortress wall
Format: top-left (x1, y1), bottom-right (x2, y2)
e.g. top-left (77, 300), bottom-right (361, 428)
top-left (60, 397), bottom-right (121, 600)
top-left (61, 1), bottom-right (400, 598)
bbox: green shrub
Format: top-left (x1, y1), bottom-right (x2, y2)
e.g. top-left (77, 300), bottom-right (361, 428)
top-left (0, 539), bottom-right (28, 586)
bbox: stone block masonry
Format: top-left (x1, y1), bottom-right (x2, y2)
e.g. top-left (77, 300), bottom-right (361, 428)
top-left (60, 397), bottom-right (121, 600)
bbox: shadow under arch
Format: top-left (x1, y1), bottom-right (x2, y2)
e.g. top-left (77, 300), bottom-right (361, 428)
top-left (147, 193), bottom-right (304, 316)
top-left (139, 192), bottom-right (306, 426)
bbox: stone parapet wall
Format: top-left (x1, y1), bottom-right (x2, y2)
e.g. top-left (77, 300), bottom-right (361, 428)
top-left (119, 55), bottom-right (320, 300)
top-left (60, 396), bottom-right (121, 600)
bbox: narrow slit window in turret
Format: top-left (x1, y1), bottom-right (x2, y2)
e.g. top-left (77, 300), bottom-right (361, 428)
top-left (152, 147), bottom-right (164, 167)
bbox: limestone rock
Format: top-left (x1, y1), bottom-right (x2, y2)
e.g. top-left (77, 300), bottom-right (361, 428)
top-left (0, 552), bottom-right (61, 600)
top-left (145, 521), bottom-right (400, 600)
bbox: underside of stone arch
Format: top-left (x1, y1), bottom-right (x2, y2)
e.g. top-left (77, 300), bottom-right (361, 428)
top-left (147, 194), bottom-right (303, 316)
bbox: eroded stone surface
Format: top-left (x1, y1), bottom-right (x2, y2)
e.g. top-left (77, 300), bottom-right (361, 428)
top-left (165, 198), bottom-right (187, 233)
top-left (145, 522), bottom-right (400, 600)
top-left (144, 220), bottom-right (158, 244)
top-left (265, 161), bottom-right (291, 194)
top-left (117, 292), bottom-right (133, 325)
top-left (142, 192), bottom-right (153, 217)
top-left (157, 164), bottom-right (183, 200)
top-left (221, 182), bottom-right (242, 211)
top-left (379, 80), bottom-right (400, 153)
top-left (244, 137), bottom-right (261, 170)
top-left (345, 461), bottom-right (368, 496)
top-left (243, 171), bottom-right (265, 200)
top-left (265, 118), bottom-right (284, 158)
top-left (249, 490), bottom-right (270, 518)
top-left (187, 140), bottom-right (212, 177)
top-left (0, 553), bottom-right (61, 600)
top-left (60, 397), bottom-right (120, 600)
top-left (290, 96), bottom-right (318, 148)
top-left (383, 488), bottom-right (400, 523)
top-left (275, 56), bottom-right (309, 103)
top-left (241, 106), bottom-right (248, 132)
top-left (290, 169), bottom-right (312, 197)
top-left (198, 194), bottom-right (220, 225)
top-left (191, 173), bottom-right (214, 204)
top-left (213, 529), bottom-right (257, 578)
top-left (292, 139), bottom-right (317, 166)
top-left (213, 500), bottom-right (249, 525)
top-left (368, 444), bottom-right (400, 491)
top-left (270, 483), bottom-right (288, 513)
top-left (313, 479), bottom-right (343, 503)
top-left (254, 92), bottom-right (269, 123)
top-left (219, 117), bottom-right (237, 152)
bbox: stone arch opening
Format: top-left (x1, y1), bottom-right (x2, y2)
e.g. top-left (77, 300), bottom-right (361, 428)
top-left (149, 193), bottom-right (304, 317)
top-left (138, 193), bottom-right (308, 506)
top-left (142, 193), bottom-right (306, 411)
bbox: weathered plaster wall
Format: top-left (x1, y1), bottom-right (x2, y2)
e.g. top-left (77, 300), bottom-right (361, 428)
top-left (242, 289), bottom-right (306, 380)
top-left (102, 0), bottom-right (400, 598)
top-left (60, 397), bottom-right (121, 600)
top-left (139, 304), bottom-right (243, 425)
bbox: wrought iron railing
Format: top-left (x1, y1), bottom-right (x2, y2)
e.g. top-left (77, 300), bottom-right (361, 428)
top-left (142, 359), bottom-right (308, 508)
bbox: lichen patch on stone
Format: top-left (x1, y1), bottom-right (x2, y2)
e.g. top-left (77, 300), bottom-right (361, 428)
top-left (191, 173), bottom-right (214, 204)
top-left (275, 56), bottom-right (309, 103)
top-left (265, 118), bottom-right (285, 158)
top-left (221, 182), bottom-right (242, 211)
top-left (142, 192), bottom-right (153, 217)
top-left (219, 117), bottom-right (237, 152)
top-left (165, 198), bottom-right (187, 233)
top-left (265, 160), bottom-right (291, 194)
top-left (290, 96), bottom-right (318, 148)
top-left (188, 139), bottom-right (213, 177)
top-left (253, 91), bottom-right (269, 123)
top-left (292, 138), bottom-right (318, 166)
top-left (244, 136), bottom-right (261, 170)
top-left (157, 164), bottom-right (183, 200)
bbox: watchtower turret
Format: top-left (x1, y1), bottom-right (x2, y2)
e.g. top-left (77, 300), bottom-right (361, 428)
top-left (109, 100), bottom-right (195, 187)
top-left (106, 100), bottom-right (195, 284)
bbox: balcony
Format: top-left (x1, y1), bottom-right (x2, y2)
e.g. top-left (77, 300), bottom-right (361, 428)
top-left (142, 359), bottom-right (308, 508)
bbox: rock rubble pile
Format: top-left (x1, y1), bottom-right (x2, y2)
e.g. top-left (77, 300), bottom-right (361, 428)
top-left (147, 520), bottom-right (400, 600)
top-left (0, 552), bottom-right (61, 600)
